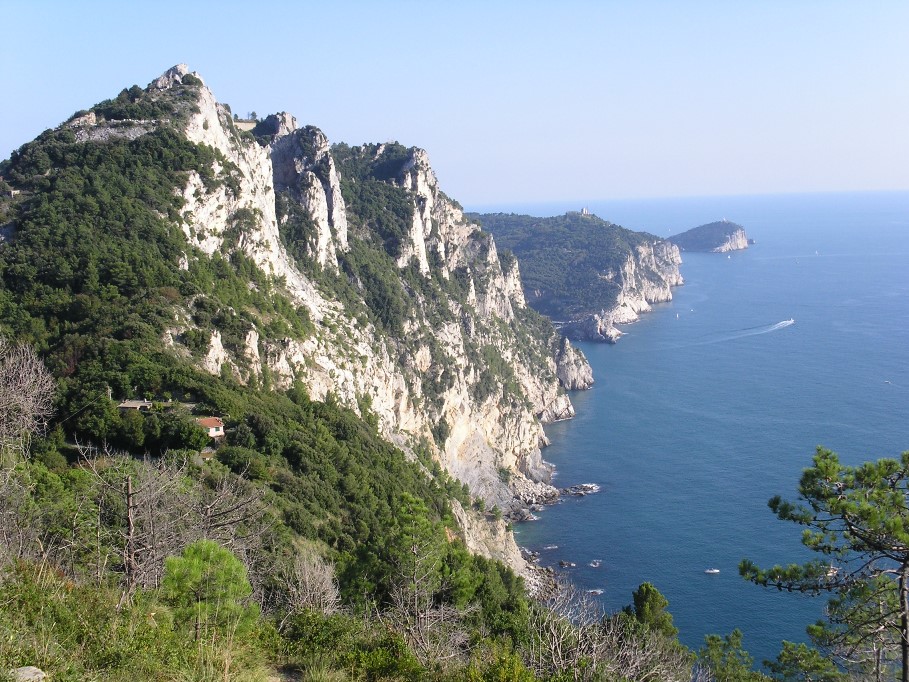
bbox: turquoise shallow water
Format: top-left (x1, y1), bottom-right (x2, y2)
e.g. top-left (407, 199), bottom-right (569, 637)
top-left (476, 192), bottom-right (909, 666)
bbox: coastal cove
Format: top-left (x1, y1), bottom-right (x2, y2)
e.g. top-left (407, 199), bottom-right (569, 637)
top-left (488, 192), bottom-right (909, 666)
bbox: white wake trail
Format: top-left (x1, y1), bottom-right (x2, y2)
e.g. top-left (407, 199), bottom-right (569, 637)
top-left (714, 319), bottom-right (795, 343)
top-left (651, 319), bottom-right (797, 351)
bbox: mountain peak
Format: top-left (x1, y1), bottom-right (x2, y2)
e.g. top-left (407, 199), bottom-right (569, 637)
top-left (151, 63), bottom-right (202, 90)
top-left (259, 112), bottom-right (298, 138)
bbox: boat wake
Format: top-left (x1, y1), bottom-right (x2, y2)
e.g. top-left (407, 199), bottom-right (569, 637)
top-left (673, 319), bottom-right (796, 349)
top-left (717, 319), bottom-right (795, 342)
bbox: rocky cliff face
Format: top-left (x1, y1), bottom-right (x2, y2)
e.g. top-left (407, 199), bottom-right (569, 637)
top-left (76, 66), bottom-right (591, 558)
top-left (555, 337), bottom-right (594, 391)
top-left (269, 117), bottom-right (349, 270)
top-left (561, 240), bottom-right (683, 343)
top-left (713, 228), bottom-right (749, 252)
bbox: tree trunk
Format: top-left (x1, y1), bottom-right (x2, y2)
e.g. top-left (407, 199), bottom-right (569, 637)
top-left (122, 474), bottom-right (136, 606)
top-left (900, 564), bottom-right (909, 682)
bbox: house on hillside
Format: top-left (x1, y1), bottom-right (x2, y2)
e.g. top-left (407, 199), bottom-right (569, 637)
top-left (196, 416), bottom-right (225, 440)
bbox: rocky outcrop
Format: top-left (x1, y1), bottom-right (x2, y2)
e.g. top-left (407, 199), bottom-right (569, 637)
top-left (668, 220), bottom-right (749, 253)
top-left (555, 337), bottom-right (594, 390)
top-left (11, 667), bottom-right (46, 682)
top-left (271, 121), bottom-right (349, 270)
top-left (713, 228), bottom-right (749, 252)
top-left (156, 66), bottom-right (327, 315)
top-left (450, 500), bottom-right (554, 597)
top-left (561, 314), bottom-right (622, 344)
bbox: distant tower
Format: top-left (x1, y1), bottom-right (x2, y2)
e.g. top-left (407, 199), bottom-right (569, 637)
top-left (581, 206), bottom-right (590, 216)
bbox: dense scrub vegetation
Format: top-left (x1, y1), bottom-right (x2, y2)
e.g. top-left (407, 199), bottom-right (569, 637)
top-left (333, 142), bottom-right (416, 258)
top-left (472, 212), bottom-right (660, 320)
top-left (0, 114), bottom-right (314, 446)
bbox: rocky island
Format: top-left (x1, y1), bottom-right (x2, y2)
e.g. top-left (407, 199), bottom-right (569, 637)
top-left (667, 219), bottom-right (750, 252)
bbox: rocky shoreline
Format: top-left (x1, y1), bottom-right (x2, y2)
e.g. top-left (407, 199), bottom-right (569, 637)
top-left (512, 483), bottom-right (603, 597)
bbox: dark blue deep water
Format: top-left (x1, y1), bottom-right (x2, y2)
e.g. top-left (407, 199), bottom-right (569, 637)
top-left (474, 192), bottom-right (909, 667)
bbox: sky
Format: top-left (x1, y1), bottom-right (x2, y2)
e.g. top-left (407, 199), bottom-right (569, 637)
top-left (2, 1), bottom-right (907, 206)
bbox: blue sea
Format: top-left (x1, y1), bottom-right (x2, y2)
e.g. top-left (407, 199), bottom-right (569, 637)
top-left (472, 192), bottom-right (909, 667)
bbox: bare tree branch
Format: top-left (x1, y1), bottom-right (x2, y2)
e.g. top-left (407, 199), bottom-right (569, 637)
top-left (0, 338), bottom-right (55, 464)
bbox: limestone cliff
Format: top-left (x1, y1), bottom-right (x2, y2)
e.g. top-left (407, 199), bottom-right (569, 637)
top-left (63, 65), bottom-right (591, 544)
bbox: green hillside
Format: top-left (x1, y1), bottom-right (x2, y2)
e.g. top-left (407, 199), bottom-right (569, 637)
top-left (472, 212), bottom-right (658, 319)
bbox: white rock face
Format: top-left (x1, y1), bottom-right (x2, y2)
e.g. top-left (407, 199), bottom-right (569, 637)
top-left (151, 63), bottom-right (191, 89)
top-left (161, 67), bottom-right (325, 315)
top-left (271, 123), bottom-right (349, 269)
top-left (555, 337), bottom-right (594, 390)
top-left (202, 330), bottom-right (233, 376)
top-left (713, 228), bottom-right (749, 252)
top-left (451, 499), bottom-right (522, 564)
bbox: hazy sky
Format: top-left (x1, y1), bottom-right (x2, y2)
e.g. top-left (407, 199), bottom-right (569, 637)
top-left (2, 1), bottom-right (907, 206)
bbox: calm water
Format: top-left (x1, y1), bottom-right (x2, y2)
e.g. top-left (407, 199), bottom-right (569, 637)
top-left (475, 192), bottom-right (909, 666)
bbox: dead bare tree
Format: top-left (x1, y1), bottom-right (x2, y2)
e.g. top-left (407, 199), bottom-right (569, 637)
top-left (190, 465), bottom-right (273, 602)
top-left (384, 581), bottom-right (475, 669)
top-left (0, 467), bottom-right (39, 566)
top-left (0, 337), bottom-right (55, 464)
top-left (596, 613), bottom-right (693, 682)
top-left (75, 445), bottom-right (271, 606)
top-left (527, 580), bottom-right (607, 680)
top-left (276, 548), bottom-right (342, 627)
top-left (76, 444), bottom-right (193, 599)
top-left (526, 580), bottom-right (693, 682)
top-left (379, 523), bottom-right (474, 669)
